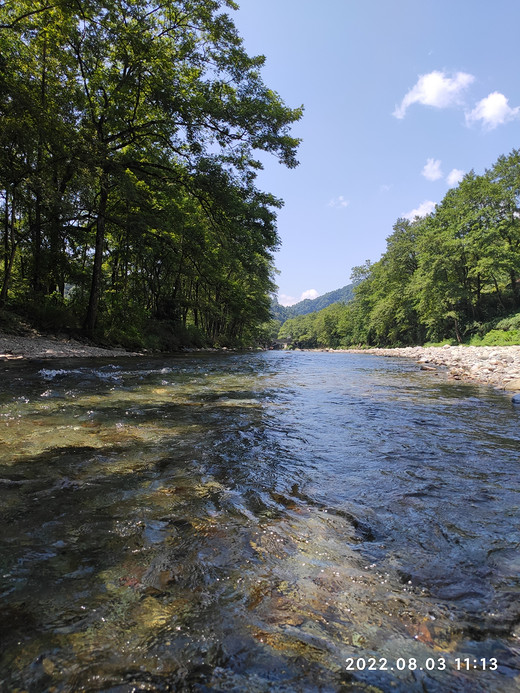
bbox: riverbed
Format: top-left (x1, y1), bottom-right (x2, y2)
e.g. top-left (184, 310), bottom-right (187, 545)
top-left (1, 351), bottom-right (519, 691)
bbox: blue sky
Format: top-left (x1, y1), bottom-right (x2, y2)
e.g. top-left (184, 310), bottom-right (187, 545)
top-left (231, 0), bottom-right (520, 305)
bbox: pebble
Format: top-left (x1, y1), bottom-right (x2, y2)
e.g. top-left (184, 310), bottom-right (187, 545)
top-left (346, 345), bottom-right (520, 399)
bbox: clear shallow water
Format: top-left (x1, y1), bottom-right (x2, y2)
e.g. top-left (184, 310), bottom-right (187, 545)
top-left (0, 350), bottom-right (519, 692)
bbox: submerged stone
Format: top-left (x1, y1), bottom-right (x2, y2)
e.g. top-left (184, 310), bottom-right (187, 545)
top-left (2, 351), bottom-right (519, 692)
top-left (504, 377), bottom-right (520, 390)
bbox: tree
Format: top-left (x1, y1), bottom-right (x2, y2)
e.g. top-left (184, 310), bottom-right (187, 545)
top-left (488, 150), bottom-right (520, 307)
top-left (0, 0), bottom-right (302, 345)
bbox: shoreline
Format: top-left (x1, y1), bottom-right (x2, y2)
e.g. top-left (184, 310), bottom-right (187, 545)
top-left (2, 331), bottom-right (520, 397)
top-left (326, 345), bottom-right (520, 394)
top-left (0, 331), bottom-right (246, 361)
top-left (0, 332), bottom-right (143, 361)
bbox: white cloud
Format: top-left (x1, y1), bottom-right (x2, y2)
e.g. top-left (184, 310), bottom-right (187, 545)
top-left (393, 70), bottom-right (474, 119)
top-left (380, 184), bottom-right (392, 193)
top-left (279, 289), bottom-right (320, 306)
top-left (328, 195), bottom-right (350, 209)
top-left (301, 289), bottom-right (319, 301)
top-left (403, 200), bottom-right (436, 221)
top-left (422, 158), bottom-right (443, 181)
top-left (466, 91), bottom-right (520, 130)
top-left (446, 168), bottom-right (465, 186)
top-left (278, 289), bottom-right (319, 306)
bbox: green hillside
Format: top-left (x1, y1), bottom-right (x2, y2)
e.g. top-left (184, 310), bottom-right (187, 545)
top-left (271, 284), bottom-right (354, 323)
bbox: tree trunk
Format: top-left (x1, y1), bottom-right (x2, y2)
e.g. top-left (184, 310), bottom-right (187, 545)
top-left (510, 270), bottom-right (519, 307)
top-left (2, 188), bottom-right (9, 286)
top-left (31, 193), bottom-right (43, 294)
top-left (0, 243), bottom-right (17, 307)
top-left (48, 164), bottom-right (72, 297)
top-left (454, 316), bottom-right (462, 344)
top-left (84, 173), bottom-right (108, 335)
top-left (491, 274), bottom-right (506, 309)
top-left (32, 36), bottom-right (47, 295)
top-left (1, 190), bottom-right (17, 307)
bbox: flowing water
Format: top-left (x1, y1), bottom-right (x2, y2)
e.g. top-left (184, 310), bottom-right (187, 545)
top-left (0, 350), bottom-right (519, 692)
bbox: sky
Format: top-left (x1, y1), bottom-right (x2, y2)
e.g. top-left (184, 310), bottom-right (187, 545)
top-left (230, 0), bottom-right (520, 306)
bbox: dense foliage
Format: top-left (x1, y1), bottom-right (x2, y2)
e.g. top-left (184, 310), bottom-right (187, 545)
top-left (0, 0), bottom-right (301, 348)
top-left (279, 150), bottom-right (520, 349)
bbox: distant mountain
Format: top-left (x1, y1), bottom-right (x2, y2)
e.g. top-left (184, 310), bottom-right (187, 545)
top-left (271, 283), bottom-right (354, 323)
top-left (270, 300), bottom-right (291, 323)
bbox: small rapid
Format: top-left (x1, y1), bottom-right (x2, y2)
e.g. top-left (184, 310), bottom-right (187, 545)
top-left (0, 351), bottom-right (519, 691)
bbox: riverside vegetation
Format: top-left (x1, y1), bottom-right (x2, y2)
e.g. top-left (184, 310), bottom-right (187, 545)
top-left (2, 3), bottom-right (520, 356)
top-left (278, 150), bottom-right (520, 351)
top-left (0, 0), bottom-right (301, 350)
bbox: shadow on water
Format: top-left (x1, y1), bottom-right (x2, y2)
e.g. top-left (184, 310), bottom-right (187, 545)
top-left (0, 351), bottom-right (519, 691)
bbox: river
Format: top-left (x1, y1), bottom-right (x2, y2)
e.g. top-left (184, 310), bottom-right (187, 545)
top-left (0, 350), bottom-right (519, 692)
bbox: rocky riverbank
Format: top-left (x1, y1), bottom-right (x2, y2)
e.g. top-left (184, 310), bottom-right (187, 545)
top-left (0, 331), bottom-right (140, 360)
top-left (347, 345), bottom-right (520, 393)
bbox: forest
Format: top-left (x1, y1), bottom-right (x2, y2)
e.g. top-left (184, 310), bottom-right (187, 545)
top-left (3, 2), bottom-right (520, 354)
top-left (279, 149), bottom-right (520, 349)
top-left (0, 0), bottom-right (301, 349)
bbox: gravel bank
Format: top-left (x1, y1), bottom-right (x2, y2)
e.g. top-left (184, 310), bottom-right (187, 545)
top-left (0, 332), bottom-right (141, 360)
top-left (348, 345), bottom-right (520, 392)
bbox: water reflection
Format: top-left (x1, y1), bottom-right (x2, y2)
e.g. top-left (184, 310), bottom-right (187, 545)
top-left (0, 351), bottom-right (519, 691)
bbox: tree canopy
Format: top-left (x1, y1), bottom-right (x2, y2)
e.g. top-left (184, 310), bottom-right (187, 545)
top-left (0, 0), bottom-right (302, 347)
top-left (279, 149), bottom-right (520, 349)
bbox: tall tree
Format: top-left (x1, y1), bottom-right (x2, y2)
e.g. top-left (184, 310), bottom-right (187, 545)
top-left (0, 0), bottom-right (302, 344)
